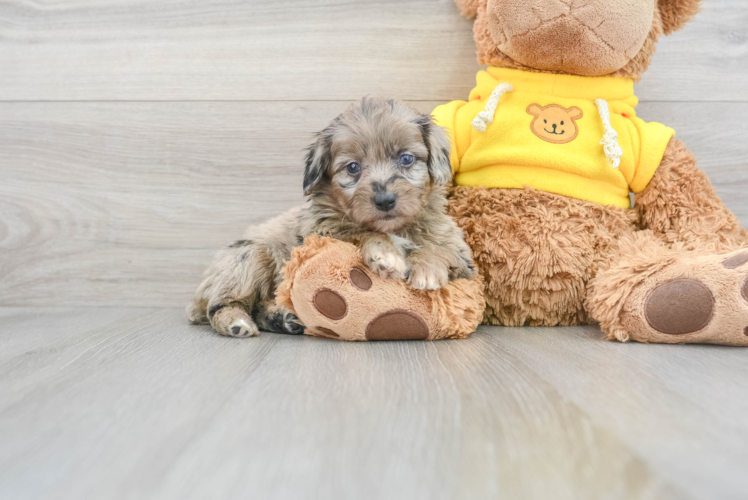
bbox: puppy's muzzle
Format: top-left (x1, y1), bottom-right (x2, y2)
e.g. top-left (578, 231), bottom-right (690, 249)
top-left (373, 191), bottom-right (397, 212)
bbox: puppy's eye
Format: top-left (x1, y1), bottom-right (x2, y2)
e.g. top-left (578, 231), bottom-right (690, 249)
top-left (560, 121), bottom-right (564, 125)
top-left (400, 154), bottom-right (415, 167)
top-left (544, 119), bottom-right (547, 124)
top-left (346, 162), bottom-right (361, 175)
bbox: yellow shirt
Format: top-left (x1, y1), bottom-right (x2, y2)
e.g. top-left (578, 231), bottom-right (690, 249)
top-left (432, 67), bottom-right (675, 208)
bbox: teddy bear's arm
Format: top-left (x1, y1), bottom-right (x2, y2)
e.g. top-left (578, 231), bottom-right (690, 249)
top-left (634, 138), bottom-right (748, 251)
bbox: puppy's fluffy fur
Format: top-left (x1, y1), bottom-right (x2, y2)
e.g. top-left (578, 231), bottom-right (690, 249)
top-left (188, 97), bottom-right (475, 337)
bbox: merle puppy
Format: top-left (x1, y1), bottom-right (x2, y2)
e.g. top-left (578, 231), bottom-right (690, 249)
top-left (188, 97), bottom-right (475, 337)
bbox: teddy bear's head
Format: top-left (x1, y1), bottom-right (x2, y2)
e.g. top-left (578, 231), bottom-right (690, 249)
top-left (455, 0), bottom-right (700, 79)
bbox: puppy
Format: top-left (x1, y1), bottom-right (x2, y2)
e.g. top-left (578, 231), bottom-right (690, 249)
top-left (188, 97), bottom-right (475, 338)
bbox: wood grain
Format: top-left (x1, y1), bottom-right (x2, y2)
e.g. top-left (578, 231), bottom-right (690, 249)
top-left (7, 308), bottom-right (748, 499)
top-left (0, 0), bottom-right (745, 102)
top-left (2, 101), bottom-right (747, 307)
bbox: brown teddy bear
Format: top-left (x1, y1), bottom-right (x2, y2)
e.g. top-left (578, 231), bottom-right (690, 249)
top-left (434, 0), bottom-right (748, 345)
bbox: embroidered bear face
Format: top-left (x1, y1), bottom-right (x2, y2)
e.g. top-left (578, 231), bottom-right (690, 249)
top-left (526, 104), bottom-right (583, 144)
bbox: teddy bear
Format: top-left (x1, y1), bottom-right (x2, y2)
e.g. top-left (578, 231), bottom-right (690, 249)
top-left (276, 235), bottom-right (485, 341)
top-left (432, 0), bottom-right (748, 345)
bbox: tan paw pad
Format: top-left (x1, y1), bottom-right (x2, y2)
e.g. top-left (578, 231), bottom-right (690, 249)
top-left (365, 310), bottom-right (429, 341)
top-left (644, 278), bottom-right (715, 335)
top-left (349, 268), bottom-right (372, 291)
top-left (723, 252), bottom-right (748, 269)
top-left (313, 289), bottom-right (348, 320)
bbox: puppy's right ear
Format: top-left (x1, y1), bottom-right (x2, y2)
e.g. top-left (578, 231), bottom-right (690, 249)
top-left (415, 114), bottom-right (453, 185)
top-left (454, 0), bottom-right (485, 18)
top-left (303, 131), bottom-right (333, 195)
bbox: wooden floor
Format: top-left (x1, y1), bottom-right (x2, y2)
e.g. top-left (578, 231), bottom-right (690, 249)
top-left (2, 0), bottom-right (748, 498)
top-left (2, 307), bottom-right (748, 500)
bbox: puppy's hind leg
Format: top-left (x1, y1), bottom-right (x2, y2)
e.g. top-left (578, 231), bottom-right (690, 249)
top-left (211, 304), bottom-right (259, 338)
top-left (187, 300), bottom-right (209, 325)
top-left (188, 240), bottom-right (275, 338)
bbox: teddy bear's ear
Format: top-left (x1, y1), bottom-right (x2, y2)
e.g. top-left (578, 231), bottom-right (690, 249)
top-left (526, 104), bottom-right (542, 117)
top-left (659, 0), bottom-right (701, 35)
top-left (567, 107), bottom-right (583, 120)
top-left (415, 114), bottom-right (453, 185)
top-left (302, 128), bottom-right (334, 195)
top-left (454, 0), bottom-right (485, 19)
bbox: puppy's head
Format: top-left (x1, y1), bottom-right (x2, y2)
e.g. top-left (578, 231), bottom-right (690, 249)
top-left (303, 97), bottom-right (452, 233)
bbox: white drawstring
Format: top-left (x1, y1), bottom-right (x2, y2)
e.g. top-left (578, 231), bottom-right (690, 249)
top-left (471, 83), bottom-right (513, 132)
top-left (594, 98), bottom-right (623, 169)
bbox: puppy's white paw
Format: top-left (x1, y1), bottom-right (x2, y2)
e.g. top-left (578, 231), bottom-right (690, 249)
top-left (408, 262), bottom-right (449, 290)
top-left (365, 244), bottom-right (408, 280)
top-left (229, 319), bottom-right (259, 338)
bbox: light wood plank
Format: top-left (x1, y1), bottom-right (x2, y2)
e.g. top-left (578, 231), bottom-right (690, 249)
top-left (4, 309), bottom-right (748, 498)
top-left (0, 307), bottom-right (290, 500)
top-left (2, 101), bottom-right (747, 307)
top-left (635, 0), bottom-right (748, 101)
top-left (484, 326), bottom-right (748, 499)
top-left (6, 308), bottom-right (736, 499)
top-left (0, 0), bottom-right (745, 102)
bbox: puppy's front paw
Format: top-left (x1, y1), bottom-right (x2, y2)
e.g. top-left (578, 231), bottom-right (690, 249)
top-left (269, 309), bottom-right (305, 335)
top-left (449, 256), bottom-right (477, 280)
top-left (363, 242), bottom-right (408, 280)
top-left (408, 261), bottom-right (449, 290)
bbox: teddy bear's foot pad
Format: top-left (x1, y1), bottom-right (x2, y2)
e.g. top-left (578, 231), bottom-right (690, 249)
top-left (626, 250), bottom-right (748, 346)
top-left (365, 310), bottom-right (429, 341)
top-left (644, 279), bottom-right (715, 335)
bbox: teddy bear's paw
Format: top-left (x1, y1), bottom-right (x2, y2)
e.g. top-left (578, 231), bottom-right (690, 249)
top-left (282, 236), bottom-right (483, 342)
top-left (624, 249), bottom-right (748, 346)
top-left (407, 261), bottom-right (449, 290)
top-left (301, 265), bottom-right (433, 341)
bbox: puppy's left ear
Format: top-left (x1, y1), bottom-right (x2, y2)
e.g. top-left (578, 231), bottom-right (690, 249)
top-left (659, 0), bottom-right (701, 35)
top-left (416, 115), bottom-right (453, 185)
top-left (303, 130), bottom-right (333, 195)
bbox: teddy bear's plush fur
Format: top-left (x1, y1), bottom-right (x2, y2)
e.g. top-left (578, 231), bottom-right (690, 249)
top-left (445, 0), bottom-right (748, 345)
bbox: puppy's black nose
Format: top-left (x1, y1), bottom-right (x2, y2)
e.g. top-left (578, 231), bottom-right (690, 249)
top-left (552, 123), bottom-right (557, 130)
top-left (373, 191), bottom-right (397, 212)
